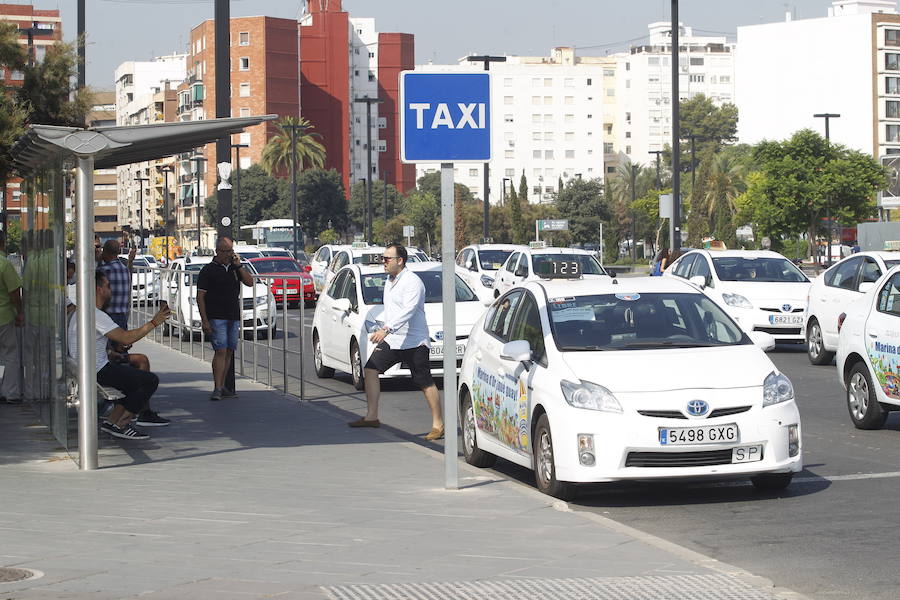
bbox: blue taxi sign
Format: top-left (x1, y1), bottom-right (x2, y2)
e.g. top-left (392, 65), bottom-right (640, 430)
top-left (400, 72), bottom-right (491, 163)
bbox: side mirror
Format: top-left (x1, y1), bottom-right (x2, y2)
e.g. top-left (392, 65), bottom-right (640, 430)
top-left (858, 281), bottom-right (875, 293)
top-left (607, 269), bottom-right (617, 278)
top-left (469, 262), bottom-right (478, 272)
top-left (304, 265), bottom-right (312, 273)
top-left (500, 340), bottom-right (532, 363)
top-left (515, 267), bottom-right (527, 278)
top-left (689, 275), bottom-right (707, 289)
top-left (332, 298), bottom-right (351, 312)
top-left (747, 330), bottom-right (777, 352)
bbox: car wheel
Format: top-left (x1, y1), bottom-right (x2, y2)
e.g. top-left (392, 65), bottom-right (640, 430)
top-left (350, 339), bottom-right (365, 391)
top-left (533, 414), bottom-right (575, 500)
top-left (313, 331), bottom-right (334, 378)
top-left (751, 472), bottom-right (793, 491)
top-left (806, 319), bottom-right (835, 365)
top-left (847, 362), bottom-right (888, 430)
top-left (462, 392), bottom-right (496, 468)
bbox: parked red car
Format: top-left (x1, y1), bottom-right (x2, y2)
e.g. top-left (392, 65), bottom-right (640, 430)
top-left (247, 257), bottom-right (316, 308)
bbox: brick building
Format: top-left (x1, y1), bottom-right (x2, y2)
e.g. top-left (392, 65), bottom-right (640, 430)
top-left (0, 3), bottom-right (63, 229)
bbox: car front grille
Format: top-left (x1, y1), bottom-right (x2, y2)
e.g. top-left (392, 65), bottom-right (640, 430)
top-left (637, 410), bottom-right (687, 419)
top-left (709, 405), bottom-right (751, 418)
top-left (760, 307), bottom-right (804, 313)
top-left (625, 448), bottom-right (759, 468)
top-left (242, 298), bottom-right (257, 310)
top-left (753, 326), bottom-right (801, 335)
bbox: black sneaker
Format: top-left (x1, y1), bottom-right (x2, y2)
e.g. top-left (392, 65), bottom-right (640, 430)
top-left (221, 388), bottom-right (237, 398)
top-left (134, 410), bottom-right (170, 427)
top-left (100, 421), bottom-right (150, 440)
top-left (210, 388), bottom-right (224, 401)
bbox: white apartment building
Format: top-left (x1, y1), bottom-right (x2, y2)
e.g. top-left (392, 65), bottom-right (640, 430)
top-left (415, 47), bottom-right (606, 205)
top-left (613, 22), bottom-right (735, 166)
top-left (115, 54), bottom-right (187, 247)
top-left (349, 17), bottom-right (384, 185)
top-left (737, 0), bottom-right (899, 163)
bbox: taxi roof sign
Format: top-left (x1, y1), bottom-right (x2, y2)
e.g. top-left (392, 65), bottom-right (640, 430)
top-left (351, 241), bottom-right (369, 249)
top-left (529, 241), bottom-right (547, 249)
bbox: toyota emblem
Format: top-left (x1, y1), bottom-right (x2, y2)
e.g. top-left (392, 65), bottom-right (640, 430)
top-left (435, 331), bottom-right (444, 341)
top-left (686, 400), bottom-right (709, 417)
top-left (782, 304), bottom-right (792, 313)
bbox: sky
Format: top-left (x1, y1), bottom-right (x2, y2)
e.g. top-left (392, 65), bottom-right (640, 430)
top-left (13, 0), bottom-right (847, 88)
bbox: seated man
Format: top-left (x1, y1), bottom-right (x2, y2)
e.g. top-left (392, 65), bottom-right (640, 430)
top-left (67, 271), bottom-right (170, 440)
top-left (106, 343), bottom-right (169, 426)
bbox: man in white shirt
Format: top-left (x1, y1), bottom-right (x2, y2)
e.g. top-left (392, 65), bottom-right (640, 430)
top-left (349, 243), bottom-right (444, 440)
top-left (68, 271), bottom-right (170, 440)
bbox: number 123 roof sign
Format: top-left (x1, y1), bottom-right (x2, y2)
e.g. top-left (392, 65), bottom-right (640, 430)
top-left (400, 71), bottom-right (492, 163)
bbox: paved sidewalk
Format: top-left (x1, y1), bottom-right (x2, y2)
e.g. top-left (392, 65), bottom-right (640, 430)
top-left (0, 341), bottom-right (804, 599)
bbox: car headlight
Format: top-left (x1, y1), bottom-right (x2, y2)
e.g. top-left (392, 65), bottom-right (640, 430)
top-left (364, 319), bottom-right (384, 333)
top-left (560, 380), bottom-right (622, 413)
top-left (480, 274), bottom-right (495, 287)
top-left (722, 292), bottom-right (753, 309)
top-left (763, 371), bottom-right (794, 407)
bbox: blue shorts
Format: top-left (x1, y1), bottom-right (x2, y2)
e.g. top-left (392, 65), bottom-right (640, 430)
top-left (209, 319), bottom-right (239, 351)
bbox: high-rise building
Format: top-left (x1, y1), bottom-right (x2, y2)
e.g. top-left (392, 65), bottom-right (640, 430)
top-left (115, 54), bottom-right (186, 249)
top-left (415, 47), bottom-right (607, 205)
top-left (737, 0), bottom-right (898, 160)
top-left (174, 15), bottom-right (298, 249)
top-left (0, 3), bottom-right (63, 228)
top-left (613, 22), bottom-right (735, 166)
top-left (300, 0), bottom-right (416, 199)
top-left (85, 92), bottom-right (119, 242)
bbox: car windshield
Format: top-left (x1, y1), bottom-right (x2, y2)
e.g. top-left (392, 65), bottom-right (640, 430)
top-left (533, 253), bottom-right (607, 276)
top-left (361, 271), bottom-right (477, 304)
top-left (236, 250), bottom-right (262, 260)
top-left (478, 250), bottom-right (512, 271)
top-left (885, 260), bottom-right (900, 270)
top-left (251, 259), bottom-right (301, 273)
top-left (185, 262), bottom-right (207, 272)
top-left (130, 258), bottom-right (150, 268)
top-left (711, 257), bottom-right (807, 282)
top-left (548, 292), bottom-right (748, 351)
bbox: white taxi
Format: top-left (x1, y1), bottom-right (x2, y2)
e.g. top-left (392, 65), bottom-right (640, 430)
top-left (311, 244), bottom-right (349, 293)
top-left (491, 244), bottom-right (611, 298)
top-left (163, 256), bottom-right (277, 339)
top-left (806, 251), bottom-right (900, 365)
top-left (665, 249), bottom-right (810, 343)
top-left (118, 254), bottom-right (160, 304)
top-left (311, 262), bottom-right (484, 390)
top-left (321, 244), bottom-right (386, 292)
top-left (458, 271), bottom-right (801, 499)
top-left (837, 266), bottom-right (900, 429)
top-left (456, 243), bottom-right (525, 302)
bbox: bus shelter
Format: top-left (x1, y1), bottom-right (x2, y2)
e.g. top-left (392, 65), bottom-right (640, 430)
top-left (10, 115), bottom-right (275, 470)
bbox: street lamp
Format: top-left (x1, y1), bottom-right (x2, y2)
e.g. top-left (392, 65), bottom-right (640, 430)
top-left (134, 175), bottom-right (150, 251)
top-left (814, 112), bottom-right (841, 267)
top-left (190, 154), bottom-right (207, 249)
top-left (231, 143), bottom-right (249, 239)
top-left (354, 96), bottom-right (383, 243)
top-left (648, 150), bottom-right (663, 188)
top-left (502, 177), bottom-right (512, 204)
top-left (359, 178), bottom-right (367, 237)
top-left (159, 165), bottom-right (174, 261)
top-left (467, 54), bottom-right (507, 241)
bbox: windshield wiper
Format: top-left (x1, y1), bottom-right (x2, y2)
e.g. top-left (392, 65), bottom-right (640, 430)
top-left (619, 341), bottom-right (715, 349)
top-left (559, 345), bottom-right (608, 351)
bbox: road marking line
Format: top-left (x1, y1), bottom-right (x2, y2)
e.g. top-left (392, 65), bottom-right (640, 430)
top-left (203, 510), bottom-right (285, 517)
top-left (165, 516), bottom-right (249, 524)
top-left (87, 530), bottom-right (169, 538)
top-left (794, 470), bottom-right (900, 483)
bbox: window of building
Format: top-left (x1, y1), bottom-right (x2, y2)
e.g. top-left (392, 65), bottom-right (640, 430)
top-left (689, 74), bottom-right (705, 83)
top-left (889, 100), bottom-right (900, 119)
top-left (544, 114), bottom-right (553, 123)
top-left (888, 29), bottom-right (900, 46)
top-left (626, 79), bottom-right (631, 88)
top-left (603, 69), bottom-right (614, 77)
top-left (468, 168), bottom-right (478, 177)
top-left (505, 168), bottom-right (515, 176)
top-left (625, 112), bottom-right (631, 123)
top-left (545, 150), bottom-right (554, 159)
top-left (607, 166), bottom-right (616, 174)
top-left (564, 96), bottom-right (574, 105)
top-left (532, 113), bottom-right (541, 123)
top-left (545, 168), bottom-right (555, 178)
top-left (368, 51), bottom-right (375, 58)
top-left (544, 131), bottom-right (554, 141)
top-left (889, 77), bottom-right (900, 94)
top-left (505, 150), bottom-right (515, 159)
top-left (504, 131), bottom-right (514, 140)
top-left (606, 88), bottom-right (615, 97)
top-left (504, 96), bottom-right (514, 105)
top-left (544, 78), bottom-right (553, 87)
top-left (587, 77), bottom-right (593, 85)
top-left (565, 132), bottom-right (575, 141)
top-left (565, 149), bottom-right (575, 159)
top-left (719, 75), bottom-right (731, 84)
top-left (368, 72), bottom-right (376, 82)
top-left (239, 107), bottom-right (250, 117)
top-left (239, 32), bottom-right (249, 46)
top-left (240, 132), bottom-right (250, 145)
top-left (626, 145), bottom-right (632, 154)
top-left (690, 57), bottom-right (705, 66)
top-left (533, 150), bottom-right (542, 159)
top-left (239, 57), bottom-right (249, 71)
top-left (533, 186), bottom-right (541, 194)
top-left (505, 114), bottom-right (514, 123)
top-left (532, 131), bottom-right (542, 141)
top-left (533, 169), bottom-right (542, 178)
top-left (504, 77), bottom-right (513, 87)
top-left (239, 83), bottom-right (250, 97)
top-left (543, 96), bottom-right (553, 104)
top-left (565, 114), bottom-right (575, 123)
top-left (603, 142), bottom-right (614, 154)
top-left (625, 63), bottom-right (630, 71)
top-left (888, 53), bottom-right (900, 70)
top-left (532, 96), bottom-right (541, 104)
top-left (586, 114), bottom-right (593, 119)
top-left (354, 69), bottom-right (360, 76)
top-left (605, 123), bottom-right (613, 134)
top-left (564, 78), bottom-right (574, 87)
top-left (587, 149), bottom-right (594, 155)
top-left (648, 57), bottom-right (660, 66)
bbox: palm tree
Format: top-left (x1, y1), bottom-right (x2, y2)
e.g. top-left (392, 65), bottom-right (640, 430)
top-left (704, 152), bottom-right (746, 246)
top-left (260, 116), bottom-right (326, 177)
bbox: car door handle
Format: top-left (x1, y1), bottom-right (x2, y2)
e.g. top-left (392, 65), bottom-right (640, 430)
top-left (497, 367), bottom-right (506, 378)
top-left (869, 332), bottom-right (879, 338)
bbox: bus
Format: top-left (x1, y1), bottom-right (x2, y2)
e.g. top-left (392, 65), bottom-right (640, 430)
top-left (240, 219), bottom-right (304, 251)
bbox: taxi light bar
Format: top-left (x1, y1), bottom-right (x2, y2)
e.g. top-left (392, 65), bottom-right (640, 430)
top-left (351, 241), bottom-right (369, 249)
top-left (529, 241), bottom-right (547, 249)
top-left (884, 241), bottom-right (900, 251)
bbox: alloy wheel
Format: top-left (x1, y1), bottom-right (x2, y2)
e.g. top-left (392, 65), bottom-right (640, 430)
top-left (849, 372), bottom-right (869, 421)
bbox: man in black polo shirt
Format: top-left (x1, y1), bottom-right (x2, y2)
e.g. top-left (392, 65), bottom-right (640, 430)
top-left (197, 236), bottom-right (254, 400)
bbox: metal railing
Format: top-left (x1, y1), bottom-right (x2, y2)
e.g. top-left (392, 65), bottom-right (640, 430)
top-left (129, 264), bottom-right (306, 401)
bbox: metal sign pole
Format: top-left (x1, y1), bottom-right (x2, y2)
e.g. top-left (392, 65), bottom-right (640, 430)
top-left (76, 155), bottom-right (98, 470)
top-left (441, 162), bottom-right (458, 491)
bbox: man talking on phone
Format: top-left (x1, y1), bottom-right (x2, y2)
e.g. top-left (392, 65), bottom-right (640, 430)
top-left (197, 237), bottom-right (254, 401)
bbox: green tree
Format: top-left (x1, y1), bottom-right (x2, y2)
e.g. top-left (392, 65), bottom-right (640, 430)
top-left (318, 228), bottom-right (339, 244)
top-left (609, 161), bottom-right (653, 259)
top-left (284, 168), bottom-right (348, 237)
top-left (518, 171), bottom-right (528, 204)
top-left (416, 171), bottom-right (475, 204)
top-left (742, 129), bottom-right (886, 256)
top-left (401, 190), bottom-right (440, 254)
top-left (260, 116), bottom-right (326, 177)
top-left (506, 183), bottom-right (526, 244)
top-left (554, 177), bottom-right (609, 245)
top-left (16, 40), bottom-right (92, 128)
top-left (5, 218), bottom-right (21, 254)
top-left (705, 150), bottom-right (748, 248)
top-left (664, 94), bottom-right (739, 173)
top-left (348, 179), bottom-right (402, 234)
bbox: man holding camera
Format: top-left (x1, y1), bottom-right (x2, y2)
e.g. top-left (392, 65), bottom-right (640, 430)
top-left (197, 237), bottom-right (253, 401)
